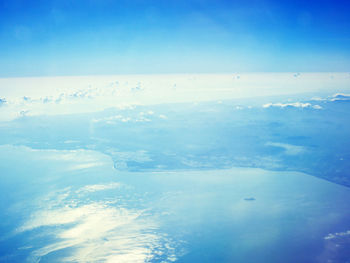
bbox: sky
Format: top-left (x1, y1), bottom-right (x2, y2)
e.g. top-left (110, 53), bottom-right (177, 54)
top-left (0, 0), bottom-right (350, 77)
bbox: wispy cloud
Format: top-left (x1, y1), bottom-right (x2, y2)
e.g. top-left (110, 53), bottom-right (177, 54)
top-left (263, 102), bottom-right (322, 109)
top-left (330, 93), bottom-right (350, 101)
top-left (310, 93), bottom-right (350, 102)
top-left (76, 182), bottom-right (121, 193)
top-left (266, 142), bottom-right (306, 155)
top-left (324, 230), bottom-right (350, 240)
top-left (32, 149), bottom-right (110, 171)
top-left (0, 97), bottom-right (6, 105)
top-left (1, 73), bottom-right (349, 121)
top-left (159, 114), bottom-right (168, 119)
top-left (68, 162), bottom-right (105, 170)
top-left (92, 112), bottom-right (154, 124)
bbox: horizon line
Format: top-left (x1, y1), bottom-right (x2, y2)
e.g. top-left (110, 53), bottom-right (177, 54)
top-left (1, 71), bottom-right (350, 79)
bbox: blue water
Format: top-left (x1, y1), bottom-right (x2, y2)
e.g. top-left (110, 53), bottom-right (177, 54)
top-left (1, 145), bottom-right (350, 262)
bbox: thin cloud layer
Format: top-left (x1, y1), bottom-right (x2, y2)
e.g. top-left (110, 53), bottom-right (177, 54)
top-left (266, 142), bottom-right (306, 155)
top-left (1, 73), bottom-right (350, 121)
top-left (76, 182), bottom-right (121, 193)
top-left (0, 98), bottom-right (6, 105)
top-left (324, 230), bottom-right (350, 240)
top-left (330, 93), bottom-right (350, 101)
top-left (263, 102), bottom-right (322, 109)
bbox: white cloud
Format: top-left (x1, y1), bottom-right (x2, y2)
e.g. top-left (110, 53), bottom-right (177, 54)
top-left (266, 142), bottom-right (306, 155)
top-left (262, 102), bottom-right (322, 109)
top-left (92, 113), bottom-right (153, 124)
top-left (312, 104), bottom-right (322, 109)
top-left (76, 182), bottom-right (121, 193)
top-left (23, 148), bottom-right (110, 171)
top-left (324, 230), bottom-right (350, 240)
top-left (68, 162), bottom-right (105, 170)
top-left (330, 93), bottom-right (350, 101)
top-left (105, 149), bottom-right (152, 164)
top-left (310, 96), bottom-right (326, 101)
top-left (63, 140), bottom-right (79, 144)
top-left (41, 149), bottom-right (104, 162)
top-left (310, 93), bottom-right (350, 103)
top-left (0, 97), bottom-right (7, 105)
top-left (1, 73), bottom-right (349, 121)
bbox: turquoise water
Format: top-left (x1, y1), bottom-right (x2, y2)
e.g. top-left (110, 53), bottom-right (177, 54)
top-left (1, 145), bottom-right (350, 262)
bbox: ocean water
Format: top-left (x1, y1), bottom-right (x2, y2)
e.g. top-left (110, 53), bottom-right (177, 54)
top-left (1, 145), bottom-right (350, 262)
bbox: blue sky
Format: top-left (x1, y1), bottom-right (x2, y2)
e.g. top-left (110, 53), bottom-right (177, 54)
top-left (0, 0), bottom-right (350, 76)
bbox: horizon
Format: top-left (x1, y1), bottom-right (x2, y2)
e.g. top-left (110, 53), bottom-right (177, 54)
top-left (1, 72), bottom-right (350, 122)
top-left (1, 71), bottom-right (350, 79)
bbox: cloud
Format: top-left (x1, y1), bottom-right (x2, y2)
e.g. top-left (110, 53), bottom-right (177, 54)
top-left (92, 111), bottom-right (155, 124)
top-left (3, 74), bottom-right (350, 121)
top-left (0, 97), bottom-right (6, 105)
top-left (330, 93), bottom-right (350, 101)
top-left (266, 142), bottom-right (306, 155)
top-left (41, 149), bottom-right (104, 161)
top-left (29, 148), bottom-right (110, 171)
top-left (310, 93), bottom-right (350, 103)
top-left (76, 182), bottom-right (121, 193)
top-left (321, 229), bottom-right (350, 263)
top-left (68, 162), bottom-right (105, 170)
top-left (91, 110), bottom-right (169, 125)
top-left (310, 96), bottom-right (326, 101)
top-left (312, 104), bottom-right (322, 109)
top-left (159, 114), bottom-right (168, 119)
top-left (324, 230), bottom-right (350, 240)
top-left (263, 102), bottom-right (322, 109)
